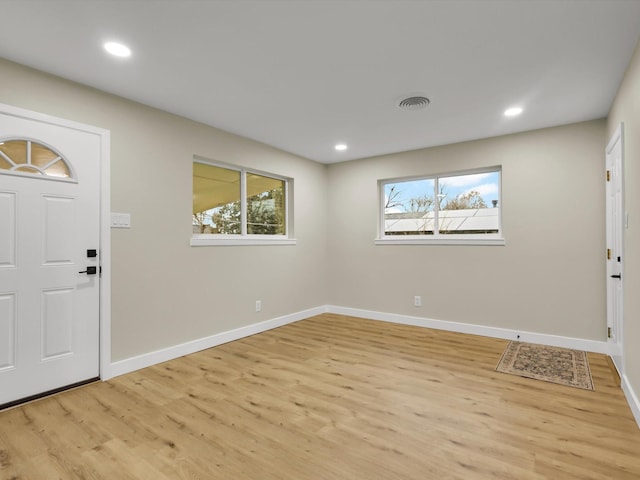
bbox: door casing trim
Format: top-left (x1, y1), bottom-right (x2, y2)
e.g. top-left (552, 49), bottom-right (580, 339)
top-left (605, 122), bottom-right (624, 371)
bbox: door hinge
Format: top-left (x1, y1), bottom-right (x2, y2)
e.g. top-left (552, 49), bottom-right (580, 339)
top-left (608, 327), bottom-right (612, 339)
top-left (606, 170), bottom-right (611, 181)
top-left (607, 248), bottom-right (612, 260)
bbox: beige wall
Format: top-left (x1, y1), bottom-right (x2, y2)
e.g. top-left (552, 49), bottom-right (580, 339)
top-left (608, 39), bottom-right (640, 401)
top-left (0, 56), bottom-right (611, 368)
top-left (0, 58), bottom-right (329, 362)
top-left (327, 120), bottom-right (606, 340)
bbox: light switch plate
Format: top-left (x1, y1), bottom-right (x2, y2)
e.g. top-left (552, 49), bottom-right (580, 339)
top-left (111, 212), bottom-right (131, 228)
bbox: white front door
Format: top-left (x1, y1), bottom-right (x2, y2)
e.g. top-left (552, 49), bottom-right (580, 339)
top-left (606, 124), bottom-right (624, 372)
top-left (0, 109), bottom-right (101, 406)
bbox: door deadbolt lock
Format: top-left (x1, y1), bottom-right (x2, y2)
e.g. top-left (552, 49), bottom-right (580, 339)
top-left (79, 266), bottom-right (98, 275)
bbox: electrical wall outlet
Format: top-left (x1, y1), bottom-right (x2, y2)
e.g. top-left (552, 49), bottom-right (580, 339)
top-left (255, 300), bottom-right (262, 312)
top-left (414, 296), bottom-right (422, 307)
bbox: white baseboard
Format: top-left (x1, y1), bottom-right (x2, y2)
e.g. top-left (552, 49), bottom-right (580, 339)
top-left (110, 304), bottom-right (612, 380)
top-left (622, 375), bottom-right (640, 430)
top-left (107, 306), bottom-right (328, 379)
top-left (326, 305), bottom-right (611, 354)
top-left (610, 354), bottom-right (624, 376)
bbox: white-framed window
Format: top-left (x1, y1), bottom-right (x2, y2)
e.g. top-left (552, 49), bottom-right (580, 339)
top-left (376, 167), bottom-right (504, 245)
top-left (191, 157), bottom-right (295, 246)
top-left (0, 138), bottom-right (76, 182)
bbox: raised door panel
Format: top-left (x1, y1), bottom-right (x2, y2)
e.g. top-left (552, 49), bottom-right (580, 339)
top-left (41, 288), bottom-right (74, 360)
top-left (0, 293), bottom-right (16, 370)
top-left (0, 191), bottom-right (16, 268)
top-left (42, 195), bottom-right (75, 265)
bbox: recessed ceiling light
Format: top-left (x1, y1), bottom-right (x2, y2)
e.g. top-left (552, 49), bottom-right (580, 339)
top-left (504, 107), bottom-right (523, 117)
top-left (104, 41), bottom-right (131, 58)
top-left (335, 143), bottom-right (348, 151)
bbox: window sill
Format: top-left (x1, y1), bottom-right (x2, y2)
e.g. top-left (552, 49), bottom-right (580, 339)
top-left (191, 235), bottom-right (297, 247)
top-left (375, 236), bottom-right (506, 246)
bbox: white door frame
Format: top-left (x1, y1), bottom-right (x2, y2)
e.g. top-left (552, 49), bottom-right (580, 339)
top-left (605, 122), bottom-right (624, 372)
top-left (0, 102), bottom-right (112, 381)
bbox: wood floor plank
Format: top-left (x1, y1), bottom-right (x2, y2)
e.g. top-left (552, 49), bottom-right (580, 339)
top-left (1, 313), bottom-right (639, 479)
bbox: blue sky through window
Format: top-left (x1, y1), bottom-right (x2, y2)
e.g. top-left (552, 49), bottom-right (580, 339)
top-left (385, 171), bottom-right (499, 213)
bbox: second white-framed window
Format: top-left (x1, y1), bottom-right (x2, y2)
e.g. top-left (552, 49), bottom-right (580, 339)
top-left (377, 167), bottom-right (504, 245)
top-left (192, 158), bottom-right (294, 246)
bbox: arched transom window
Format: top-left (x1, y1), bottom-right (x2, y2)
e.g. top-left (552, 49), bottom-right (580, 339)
top-left (0, 139), bottom-right (76, 181)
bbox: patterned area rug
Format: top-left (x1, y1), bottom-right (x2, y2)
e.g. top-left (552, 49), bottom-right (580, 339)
top-left (496, 341), bottom-right (594, 390)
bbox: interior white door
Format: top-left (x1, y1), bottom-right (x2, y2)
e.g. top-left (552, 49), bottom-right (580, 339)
top-left (0, 110), bottom-right (101, 406)
top-left (606, 124), bottom-right (624, 372)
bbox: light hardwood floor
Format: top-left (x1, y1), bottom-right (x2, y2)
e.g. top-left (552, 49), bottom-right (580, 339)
top-left (1, 313), bottom-right (639, 479)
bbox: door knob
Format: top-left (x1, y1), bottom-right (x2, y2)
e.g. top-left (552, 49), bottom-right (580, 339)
top-left (79, 266), bottom-right (98, 275)
top-left (610, 274), bottom-right (622, 279)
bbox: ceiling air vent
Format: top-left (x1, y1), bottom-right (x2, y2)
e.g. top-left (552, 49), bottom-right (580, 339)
top-left (398, 96), bottom-right (430, 110)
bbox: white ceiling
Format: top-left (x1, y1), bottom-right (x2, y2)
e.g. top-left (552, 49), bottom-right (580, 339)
top-left (0, 0), bottom-right (639, 163)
